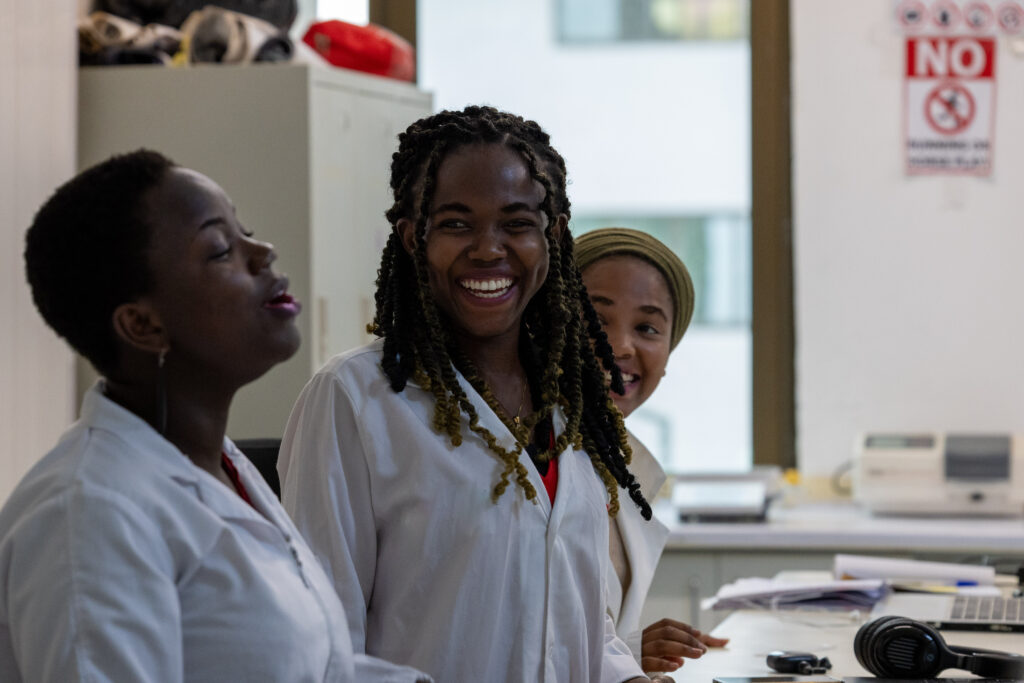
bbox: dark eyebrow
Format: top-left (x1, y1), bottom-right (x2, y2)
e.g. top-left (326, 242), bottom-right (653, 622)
top-left (431, 201), bottom-right (541, 215)
top-left (640, 304), bottom-right (669, 321)
top-left (590, 294), bottom-right (614, 306)
top-left (501, 202), bottom-right (539, 214)
top-left (432, 202), bottom-right (472, 214)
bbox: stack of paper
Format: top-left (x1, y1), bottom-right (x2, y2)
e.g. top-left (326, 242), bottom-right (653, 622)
top-left (701, 577), bottom-right (889, 612)
top-left (833, 553), bottom-right (996, 585)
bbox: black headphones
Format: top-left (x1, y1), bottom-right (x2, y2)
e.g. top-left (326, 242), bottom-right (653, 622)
top-left (854, 615), bottom-right (1024, 678)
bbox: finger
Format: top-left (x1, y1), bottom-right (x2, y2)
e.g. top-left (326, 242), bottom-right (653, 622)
top-left (641, 656), bottom-right (683, 673)
top-left (642, 618), bottom-right (702, 638)
top-left (700, 633), bottom-right (730, 648)
top-left (643, 626), bottom-right (707, 653)
top-left (650, 675), bottom-right (677, 683)
top-left (642, 635), bottom-right (706, 659)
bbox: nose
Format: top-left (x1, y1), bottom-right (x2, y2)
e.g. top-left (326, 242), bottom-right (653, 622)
top-left (247, 237), bottom-right (277, 273)
top-left (605, 325), bottom-right (634, 360)
top-left (467, 225), bottom-right (506, 262)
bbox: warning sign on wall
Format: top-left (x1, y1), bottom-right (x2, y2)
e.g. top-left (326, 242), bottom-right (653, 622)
top-left (905, 36), bottom-right (996, 175)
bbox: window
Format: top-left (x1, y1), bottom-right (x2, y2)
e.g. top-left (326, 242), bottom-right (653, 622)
top-left (557, 0), bottom-right (748, 43)
top-left (419, 0), bottom-right (753, 472)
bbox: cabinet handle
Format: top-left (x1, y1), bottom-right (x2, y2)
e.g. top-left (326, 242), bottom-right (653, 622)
top-left (317, 296), bottom-right (328, 367)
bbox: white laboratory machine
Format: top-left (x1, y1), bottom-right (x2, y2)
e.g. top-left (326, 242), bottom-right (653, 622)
top-left (854, 432), bottom-right (1024, 517)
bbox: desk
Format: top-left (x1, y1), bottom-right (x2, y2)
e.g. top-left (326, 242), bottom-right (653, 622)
top-left (663, 607), bottom-right (1024, 682)
top-left (644, 501), bottom-right (1024, 632)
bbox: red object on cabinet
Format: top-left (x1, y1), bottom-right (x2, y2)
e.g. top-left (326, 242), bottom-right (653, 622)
top-left (303, 20), bottom-right (414, 82)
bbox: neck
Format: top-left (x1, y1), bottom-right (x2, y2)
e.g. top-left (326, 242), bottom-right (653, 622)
top-left (104, 373), bottom-right (234, 476)
top-left (454, 328), bottom-right (523, 384)
top-left (452, 328), bottom-right (534, 429)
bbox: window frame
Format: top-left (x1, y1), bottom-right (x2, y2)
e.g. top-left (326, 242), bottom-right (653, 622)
top-left (373, 0), bottom-right (796, 468)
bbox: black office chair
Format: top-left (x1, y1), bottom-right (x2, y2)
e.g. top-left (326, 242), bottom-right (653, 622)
top-left (234, 438), bottom-right (282, 498)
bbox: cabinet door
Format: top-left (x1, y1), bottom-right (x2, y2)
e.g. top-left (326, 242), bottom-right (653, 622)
top-left (310, 84), bottom-right (364, 366)
top-left (310, 84), bottom-right (431, 366)
top-left (642, 552), bottom-right (719, 633)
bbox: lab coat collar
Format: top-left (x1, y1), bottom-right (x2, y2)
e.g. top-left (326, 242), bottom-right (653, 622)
top-left (613, 433), bottom-right (670, 636)
top-left (80, 382), bottom-right (282, 531)
top-left (445, 367), bottom-right (569, 518)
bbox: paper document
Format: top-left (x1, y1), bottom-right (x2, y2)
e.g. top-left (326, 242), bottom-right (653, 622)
top-left (833, 553), bottom-right (996, 586)
top-left (702, 577), bottom-right (888, 612)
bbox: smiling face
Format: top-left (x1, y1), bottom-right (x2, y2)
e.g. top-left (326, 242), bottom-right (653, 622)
top-left (582, 254), bottom-right (674, 418)
top-left (399, 143), bottom-right (562, 350)
top-left (137, 167), bottom-right (301, 387)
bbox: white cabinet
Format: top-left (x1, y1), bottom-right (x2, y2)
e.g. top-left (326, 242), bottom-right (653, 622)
top-left (77, 63), bottom-right (432, 439)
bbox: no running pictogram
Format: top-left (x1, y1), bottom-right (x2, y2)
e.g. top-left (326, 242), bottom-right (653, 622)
top-left (924, 82), bottom-right (975, 135)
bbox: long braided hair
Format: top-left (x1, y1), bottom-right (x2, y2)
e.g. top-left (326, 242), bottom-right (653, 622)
top-left (369, 105), bottom-right (650, 519)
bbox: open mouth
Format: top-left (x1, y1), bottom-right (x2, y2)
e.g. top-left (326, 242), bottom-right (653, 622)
top-left (458, 277), bottom-right (514, 299)
top-left (263, 289), bottom-right (302, 315)
top-left (605, 369), bottom-right (640, 391)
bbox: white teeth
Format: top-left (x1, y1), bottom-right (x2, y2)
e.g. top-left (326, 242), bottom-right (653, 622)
top-left (460, 278), bottom-right (513, 298)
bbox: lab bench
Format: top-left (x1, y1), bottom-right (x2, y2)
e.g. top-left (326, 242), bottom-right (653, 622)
top-left (643, 500), bottom-right (1024, 631)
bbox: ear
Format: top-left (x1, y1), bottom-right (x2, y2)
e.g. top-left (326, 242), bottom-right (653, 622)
top-left (111, 300), bottom-right (168, 355)
top-left (395, 218), bottom-right (418, 256)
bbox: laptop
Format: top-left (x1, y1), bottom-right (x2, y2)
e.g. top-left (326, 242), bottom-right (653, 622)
top-left (873, 592), bottom-right (1024, 632)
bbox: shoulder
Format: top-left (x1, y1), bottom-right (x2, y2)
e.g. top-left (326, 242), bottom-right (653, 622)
top-left (308, 340), bottom-right (388, 395)
top-left (0, 427), bottom-right (173, 572)
top-left (2, 424), bottom-right (157, 520)
top-left (625, 431), bottom-right (667, 500)
top-left (319, 339), bottom-right (385, 378)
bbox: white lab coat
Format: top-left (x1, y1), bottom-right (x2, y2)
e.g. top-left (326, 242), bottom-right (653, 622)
top-left (0, 383), bottom-right (428, 683)
top-left (278, 340), bottom-right (645, 683)
top-left (607, 433), bottom-right (670, 663)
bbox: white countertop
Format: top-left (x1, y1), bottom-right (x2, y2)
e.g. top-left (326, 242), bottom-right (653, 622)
top-left (666, 605), bottom-right (1024, 682)
top-left (657, 499), bottom-right (1024, 553)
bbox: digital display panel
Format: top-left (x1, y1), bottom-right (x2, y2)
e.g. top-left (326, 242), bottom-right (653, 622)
top-left (865, 434), bottom-right (935, 449)
top-left (945, 434), bottom-right (1011, 480)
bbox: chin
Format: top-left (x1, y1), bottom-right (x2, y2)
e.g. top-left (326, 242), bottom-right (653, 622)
top-left (248, 330), bottom-right (302, 379)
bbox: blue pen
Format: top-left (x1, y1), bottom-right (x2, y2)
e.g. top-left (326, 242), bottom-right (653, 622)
top-left (956, 580), bottom-right (978, 587)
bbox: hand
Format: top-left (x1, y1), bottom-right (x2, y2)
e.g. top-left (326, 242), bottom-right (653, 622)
top-left (622, 677), bottom-right (674, 682)
top-left (639, 618), bottom-right (730, 674)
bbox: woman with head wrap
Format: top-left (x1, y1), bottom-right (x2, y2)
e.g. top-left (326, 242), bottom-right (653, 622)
top-left (576, 227), bottom-right (730, 677)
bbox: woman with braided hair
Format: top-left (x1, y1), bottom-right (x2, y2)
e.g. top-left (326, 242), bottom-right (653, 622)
top-left (576, 227), bottom-right (730, 676)
top-left (278, 106), bottom-right (666, 683)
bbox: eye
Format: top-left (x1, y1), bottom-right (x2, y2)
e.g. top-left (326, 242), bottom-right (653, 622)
top-left (436, 218), bottom-right (470, 231)
top-left (505, 218), bottom-right (537, 232)
top-left (210, 246), bottom-right (231, 261)
top-left (637, 322), bottom-right (662, 335)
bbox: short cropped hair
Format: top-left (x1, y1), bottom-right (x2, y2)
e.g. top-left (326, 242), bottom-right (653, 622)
top-left (24, 149), bottom-right (176, 376)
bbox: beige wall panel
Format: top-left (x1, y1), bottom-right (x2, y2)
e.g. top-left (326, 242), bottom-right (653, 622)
top-left (0, 0), bottom-right (77, 503)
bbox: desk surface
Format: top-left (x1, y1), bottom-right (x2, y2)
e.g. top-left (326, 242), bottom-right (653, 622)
top-left (667, 608), bottom-right (1024, 682)
top-left (658, 500), bottom-right (1024, 554)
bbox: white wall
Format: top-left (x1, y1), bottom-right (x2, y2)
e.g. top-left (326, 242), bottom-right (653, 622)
top-left (793, 0), bottom-right (1024, 478)
top-left (0, 0), bottom-right (77, 501)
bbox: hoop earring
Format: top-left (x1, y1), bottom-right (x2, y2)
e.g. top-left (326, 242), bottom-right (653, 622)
top-left (156, 349), bottom-right (168, 435)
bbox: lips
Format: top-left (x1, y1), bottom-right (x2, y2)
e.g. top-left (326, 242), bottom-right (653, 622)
top-left (458, 276), bottom-right (515, 300)
top-left (605, 367), bottom-right (640, 393)
top-left (263, 279), bottom-right (302, 316)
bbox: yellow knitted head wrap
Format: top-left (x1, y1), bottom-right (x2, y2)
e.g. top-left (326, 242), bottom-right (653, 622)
top-left (575, 227), bottom-right (695, 349)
